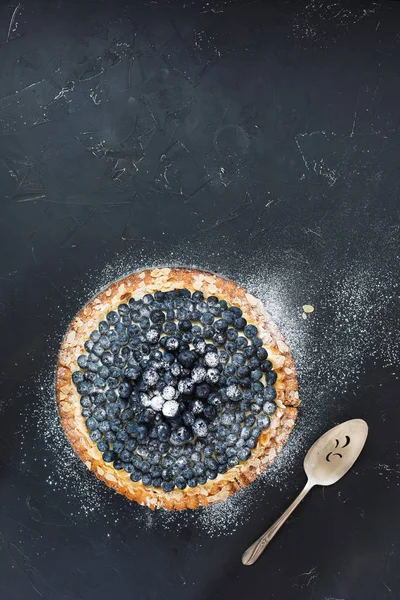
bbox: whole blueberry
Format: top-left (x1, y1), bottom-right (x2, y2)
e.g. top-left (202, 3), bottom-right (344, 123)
top-left (195, 383), bottom-right (211, 399)
top-left (235, 317), bottom-right (247, 330)
top-left (177, 350), bottom-right (196, 369)
top-left (260, 359), bottom-right (273, 373)
top-left (238, 447), bottom-right (251, 461)
top-left (84, 340), bottom-right (94, 352)
top-left (263, 400), bottom-right (277, 415)
top-left (106, 311), bottom-right (119, 324)
top-left (103, 450), bottom-right (117, 462)
top-left (251, 369), bottom-right (262, 381)
top-left (244, 324), bottom-right (258, 338)
top-left (236, 337), bottom-right (248, 350)
top-left (72, 371), bottom-right (85, 385)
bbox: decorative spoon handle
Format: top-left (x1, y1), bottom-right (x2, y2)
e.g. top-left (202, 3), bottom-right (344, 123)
top-left (242, 480), bottom-right (314, 566)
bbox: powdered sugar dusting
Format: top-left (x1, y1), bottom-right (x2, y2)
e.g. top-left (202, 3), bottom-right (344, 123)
top-left (26, 247), bottom-right (399, 536)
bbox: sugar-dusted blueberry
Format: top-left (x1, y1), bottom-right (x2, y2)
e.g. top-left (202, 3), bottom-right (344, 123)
top-left (90, 330), bottom-right (101, 343)
top-left (204, 351), bottom-right (219, 368)
top-left (238, 447), bottom-right (251, 461)
top-left (251, 369), bottom-right (262, 381)
top-left (258, 414), bottom-right (271, 429)
top-left (170, 427), bottom-right (191, 445)
top-left (263, 400), bottom-right (276, 415)
top-left (84, 340), bottom-right (94, 353)
top-left (193, 418), bottom-right (208, 437)
top-left (182, 411), bottom-right (195, 426)
top-left (72, 371), bottom-right (85, 385)
top-left (264, 385), bottom-right (277, 401)
top-left (77, 381), bottom-right (94, 395)
top-left (208, 393), bottom-right (223, 408)
top-left (162, 399), bottom-right (179, 418)
top-left (86, 417), bottom-right (98, 431)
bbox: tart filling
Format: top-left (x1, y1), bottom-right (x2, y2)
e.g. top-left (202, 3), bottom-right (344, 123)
top-left (57, 269), bottom-right (299, 510)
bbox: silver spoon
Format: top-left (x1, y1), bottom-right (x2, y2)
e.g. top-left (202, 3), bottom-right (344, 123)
top-left (242, 418), bottom-right (368, 566)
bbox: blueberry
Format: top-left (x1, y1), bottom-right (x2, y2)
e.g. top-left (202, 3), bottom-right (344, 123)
top-left (136, 425), bottom-right (148, 440)
top-left (236, 336), bottom-right (248, 350)
top-left (191, 290), bottom-right (204, 302)
top-left (264, 385), bottom-right (277, 401)
top-left (182, 467), bottom-right (195, 480)
top-left (226, 384), bottom-right (241, 401)
top-left (178, 319), bottom-right (191, 332)
top-left (204, 352), bottom-right (219, 367)
top-left (106, 311), bottom-right (119, 324)
top-left (103, 450), bottom-right (117, 462)
top-left (208, 393), bottom-right (223, 408)
top-left (200, 312), bottom-right (214, 326)
top-left (263, 400), bottom-right (276, 415)
top-left (235, 317), bottom-right (247, 330)
top-left (175, 476), bottom-right (187, 490)
top-left (252, 381), bottom-right (264, 393)
top-left (177, 350), bottom-right (196, 368)
top-left (267, 370), bottom-right (277, 384)
top-left (182, 411), bottom-right (195, 427)
top-left (105, 431), bottom-right (116, 443)
top-left (77, 355), bottom-right (88, 369)
top-left (214, 319), bottom-right (228, 333)
top-left (190, 335), bottom-right (205, 354)
top-left (195, 383), bottom-right (211, 399)
top-left (77, 381), bottom-right (94, 395)
top-left (205, 457), bottom-right (218, 471)
top-left (206, 470), bottom-right (218, 480)
top-left (232, 353), bottom-right (246, 367)
top-left (84, 340), bottom-right (94, 352)
top-left (178, 378), bottom-right (195, 395)
top-left (246, 438), bottom-right (257, 449)
top-left (72, 371), bottom-right (85, 385)
top-left (225, 341), bottom-right (237, 355)
top-left (202, 326), bottom-right (214, 340)
top-left (141, 474), bottom-right (152, 486)
top-left (88, 428), bottom-right (101, 444)
top-left (161, 481), bottom-right (174, 492)
top-left (81, 408), bottom-right (91, 418)
top-left (193, 419), bottom-right (208, 437)
top-left (244, 324), bottom-right (258, 338)
top-left (250, 403), bottom-right (262, 414)
top-left (251, 369), bottom-right (262, 381)
top-left (238, 447), bottom-right (251, 461)
top-left (258, 414), bottom-right (271, 429)
top-left (170, 427), bottom-right (191, 445)
top-left (226, 328), bottom-right (238, 342)
top-left (90, 330), bottom-right (101, 343)
top-left (190, 366), bottom-right (206, 383)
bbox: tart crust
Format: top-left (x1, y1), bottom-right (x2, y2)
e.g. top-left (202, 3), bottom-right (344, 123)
top-left (56, 268), bottom-right (300, 510)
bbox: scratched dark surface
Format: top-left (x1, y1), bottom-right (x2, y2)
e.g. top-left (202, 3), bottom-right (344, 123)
top-left (1, 0), bottom-right (400, 599)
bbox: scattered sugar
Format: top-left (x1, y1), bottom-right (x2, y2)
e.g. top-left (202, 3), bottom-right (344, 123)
top-left (26, 247), bottom-right (399, 536)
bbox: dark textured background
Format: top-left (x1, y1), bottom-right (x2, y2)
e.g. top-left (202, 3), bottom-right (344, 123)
top-left (1, 1), bottom-right (400, 599)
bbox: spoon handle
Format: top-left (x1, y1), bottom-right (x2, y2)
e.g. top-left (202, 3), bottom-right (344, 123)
top-left (242, 480), bottom-right (314, 566)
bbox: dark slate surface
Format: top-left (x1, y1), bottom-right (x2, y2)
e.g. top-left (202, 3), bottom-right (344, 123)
top-left (1, 1), bottom-right (400, 599)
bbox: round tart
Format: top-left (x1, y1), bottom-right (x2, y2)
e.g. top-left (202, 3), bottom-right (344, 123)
top-left (56, 268), bottom-right (300, 510)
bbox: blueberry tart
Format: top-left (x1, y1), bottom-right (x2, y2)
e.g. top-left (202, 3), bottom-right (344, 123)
top-left (56, 268), bottom-right (300, 510)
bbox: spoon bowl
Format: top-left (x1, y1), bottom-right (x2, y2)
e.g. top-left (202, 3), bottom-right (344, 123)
top-left (304, 418), bottom-right (369, 486)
